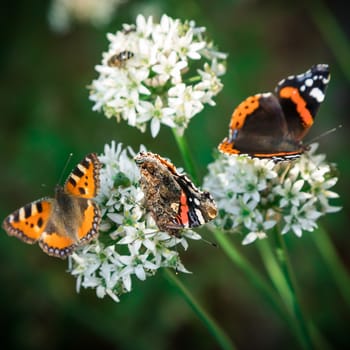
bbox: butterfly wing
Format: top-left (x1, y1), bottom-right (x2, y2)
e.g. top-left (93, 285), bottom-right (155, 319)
top-left (169, 175), bottom-right (217, 229)
top-left (276, 64), bottom-right (330, 141)
top-left (39, 231), bottom-right (76, 258)
top-left (135, 152), bottom-right (217, 233)
top-left (76, 199), bottom-right (101, 245)
top-left (64, 153), bottom-right (101, 198)
top-left (219, 93), bottom-right (302, 157)
top-left (2, 198), bottom-right (53, 244)
top-left (2, 154), bottom-right (101, 259)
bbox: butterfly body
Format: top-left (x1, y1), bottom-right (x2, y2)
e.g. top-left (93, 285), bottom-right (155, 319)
top-left (2, 153), bottom-right (101, 258)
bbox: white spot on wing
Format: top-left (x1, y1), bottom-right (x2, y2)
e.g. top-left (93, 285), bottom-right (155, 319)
top-left (70, 174), bottom-right (80, 183)
top-left (31, 203), bottom-right (38, 216)
top-left (305, 78), bottom-right (313, 87)
top-left (194, 209), bottom-right (205, 225)
top-left (19, 207), bottom-right (25, 221)
top-left (310, 87), bottom-right (325, 102)
top-left (194, 198), bottom-right (200, 206)
top-left (77, 164), bottom-right (87, 173)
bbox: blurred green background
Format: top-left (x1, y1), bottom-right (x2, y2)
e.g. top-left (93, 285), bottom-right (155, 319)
top-left (1, 0), bottom-right (349, 349)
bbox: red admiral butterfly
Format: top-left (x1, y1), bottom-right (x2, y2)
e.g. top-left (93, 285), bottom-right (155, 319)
top-left (219, 64), bottom-right (330, 161)
top-left (135, 152), bottom-right (217, 235)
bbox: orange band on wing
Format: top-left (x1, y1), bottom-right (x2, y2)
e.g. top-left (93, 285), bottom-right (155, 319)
top-left (41, 233), bottom-right (75, 249)
top-left (219, 141), bottom-right (302, 158)
top-left (177, 191), bottom-right (189, 226)
top-left (279, 87), bottom-right (314, 127)
top-left (229, 95), bottom-right (260, 130)
top-left (252, 151), bottom-right (301, 158)
top-left (218, 140), bottom-right (240, 154)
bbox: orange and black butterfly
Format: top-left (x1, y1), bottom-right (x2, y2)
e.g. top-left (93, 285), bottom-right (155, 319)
top-left (2, 154), bottom-right (101, 258)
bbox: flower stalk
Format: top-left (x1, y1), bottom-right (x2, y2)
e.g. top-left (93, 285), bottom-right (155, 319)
top-left (271, 227), bottom-right (314, 350)
top-left (214, 229), bottom-right (319, 349)
top-left (172, 128), bottom-right (198, 183)
top-left (257, 238), bottom-right (294, 311)
top-left (164, 268), bottom-right (236, 350)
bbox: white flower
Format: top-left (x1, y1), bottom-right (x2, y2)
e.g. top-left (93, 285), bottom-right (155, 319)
top-left (68, 141), bottom-right (201, 302)
top-left (176, 31), bottom-right (206, 60)
top-left (281, 200), bottom-right (322, 237)
top-left (274, 179), bottom-right (312, 207)
top-left (152, 52), bottom-right (188, 84)
top-left (242, 231), bottom-right (267, 245)
top-left (48, 0), bottom-right (125, 32)
top-left (89, 14), bottom-right (227, 137)
top-left (203, 144), bottom-right (341, 244)
top-left (196, 63), bottom-right (224, 105)
top-left (138, 97), bottom-right (176, 138)
top-left (312, 178), bottom-right (341, 213)
top-left (167, 84), bottom-right (205, 134)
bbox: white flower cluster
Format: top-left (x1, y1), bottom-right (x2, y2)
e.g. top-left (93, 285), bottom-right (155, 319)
top-left (48, 0), bottom-right (125, 32)
top-left (68, 141), bottom-right (201, 302)
top-left (89, 14), bottom-right (227, 137)
top-left (203, 144), bottom-right (341, 245)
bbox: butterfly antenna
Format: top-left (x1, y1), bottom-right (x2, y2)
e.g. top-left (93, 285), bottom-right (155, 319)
top-left (58, 153), bottom-right (74, 185)
top-left (201, 237), bottom-right (218, 248)
top-left (308, 125), bottom-right (343, 144)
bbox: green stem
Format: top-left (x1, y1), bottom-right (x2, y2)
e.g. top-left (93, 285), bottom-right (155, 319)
top-left (171, 129), bottom-right (198, 183)
top-left (169, 131), bottom-right (236, 349)
top-left (272, 229), bottom-right (315, 350)
top-left (314, 225), bottom-right (350, 309)
top-left (259, 233), bottom-right (331, 350)
top-left (214, 230), bottom-right (281, 307)
top-left (214, 230), bottom-right (317, 348)
top-left (163, 269), bottom-right (236, 350)
top-left (257, 239), bottom-right (294, 312)
top-left (306, 0), bottom-right (350, 82)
